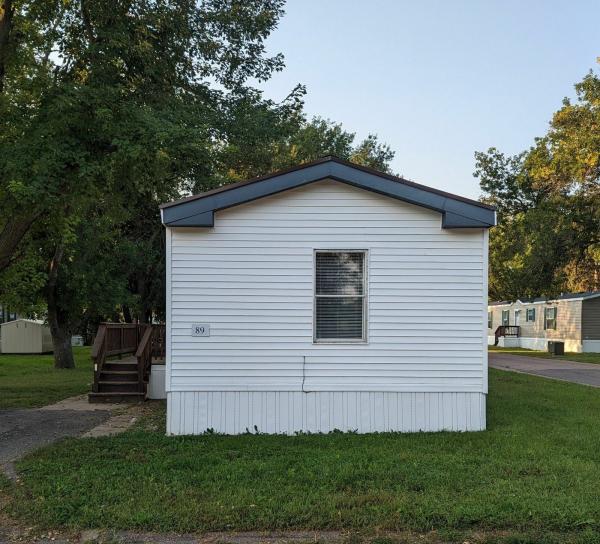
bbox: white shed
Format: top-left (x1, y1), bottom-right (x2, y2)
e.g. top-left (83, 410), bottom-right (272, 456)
top-left (160, 157), bottom-right (496, 435)
top-left (0, 319), bottom-right (53, 354)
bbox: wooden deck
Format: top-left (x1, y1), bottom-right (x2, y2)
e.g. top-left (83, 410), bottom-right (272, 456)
top-left (88, 323), bottom-right (165, 403)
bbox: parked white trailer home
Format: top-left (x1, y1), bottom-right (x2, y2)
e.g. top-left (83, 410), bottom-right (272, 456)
top-left (488, 292), bottom-right (600, 352)
top-left (0, 319), bottom-right (53, 354)
top-left (160, 157), bottom-right (496, 435)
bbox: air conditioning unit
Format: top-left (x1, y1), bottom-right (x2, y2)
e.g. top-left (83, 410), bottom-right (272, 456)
top-left (548, 341), bottom-right (564, 355)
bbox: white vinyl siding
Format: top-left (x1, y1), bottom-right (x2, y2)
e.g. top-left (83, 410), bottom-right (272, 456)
top-left (167, 180), bottom-right (486, 402)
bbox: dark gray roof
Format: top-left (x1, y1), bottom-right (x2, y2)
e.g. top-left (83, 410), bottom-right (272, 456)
top-left (529, 292), bottom-right (600, 302)
top-left (160, 157), bottom-right (496, 228)
top-left (490, 291), bottom-right (600, 306)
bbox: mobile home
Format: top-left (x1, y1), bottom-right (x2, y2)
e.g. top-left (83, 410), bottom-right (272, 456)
top-left (160, 157), bottom-right (496, 434)
top-left (488, 292), bottom-right (600, 352)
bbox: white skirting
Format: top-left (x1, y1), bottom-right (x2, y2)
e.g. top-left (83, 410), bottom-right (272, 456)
top-left (499, 337), bottom-right (520, 348)
top-left (582, 340), bottom-right (600, 352)
top-left (516, 336), bottom-right (582, 352)
top-left (166, 391), bottom-right (486, 435)
top-left (148, 365), bottom-right (166, 399)
top-left (488, 336), bottom-right (585, 352)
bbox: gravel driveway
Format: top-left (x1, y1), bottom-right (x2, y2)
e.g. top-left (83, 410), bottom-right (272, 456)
top-left (0, 402), bottom-right (111, 479)
top-left (489, 352), bottom-right (600, 387)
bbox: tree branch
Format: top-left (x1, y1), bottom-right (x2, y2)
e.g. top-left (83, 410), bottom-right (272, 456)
top-left (0, 213), bottom-right (40, 272)
top-left (80, 0), bottom-right (95, 44)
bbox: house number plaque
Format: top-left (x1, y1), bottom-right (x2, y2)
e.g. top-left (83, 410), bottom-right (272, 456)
top-left (191, 323), bottom-right (210, 337)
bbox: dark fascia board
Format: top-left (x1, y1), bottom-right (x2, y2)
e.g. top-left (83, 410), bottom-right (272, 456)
top-left (160, 158), bottom-right (496, 229)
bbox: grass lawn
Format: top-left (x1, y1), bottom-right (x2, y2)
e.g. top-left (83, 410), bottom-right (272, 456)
top-left (489, 345), bottom-right (600, 365)
top-left (3, 369), bottom-right (600, 543)
top-left (0, 346), bottom-right (93, 409)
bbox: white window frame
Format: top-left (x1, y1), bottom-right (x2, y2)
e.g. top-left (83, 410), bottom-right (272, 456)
top-left (313, 249), bottom-right (368, 344)
top-left (544, 307), bottom-right (557, 330)
top-left (526, 308), bottom-right (536, 322)
top-left (501, 309), bottom-right (510, 326)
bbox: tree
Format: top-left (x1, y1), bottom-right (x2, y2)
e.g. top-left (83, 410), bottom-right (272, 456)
top-left (1, 1), bottom-right (397, 369)
top-left (475, 67), bottom-right (600, 301)
top-left (122, 115), bottom-right (396, 331)
top-left (271, 117), bottom-right (395, 174)
top-left (0, 0), bottom-right (295, 367)
top-left (206, 115), bottom-right (395, 189)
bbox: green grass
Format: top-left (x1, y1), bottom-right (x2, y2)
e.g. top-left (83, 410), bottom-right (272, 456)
top-left (0, 347), bottom-right (93, 408)
top-left (489, 346), bottom-right (600, 364)
top-left (5, 369), bottom-right (600, 541)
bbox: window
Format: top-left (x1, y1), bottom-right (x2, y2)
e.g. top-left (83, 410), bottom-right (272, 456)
top-left (314, 251), bottom-right (367, 342)
top-left (501, 310), bottom-right (509, 326)
top-left (488, 311), bottom-right (493, 329)
top-left (544, 307), bottom-right (557, 330)
top-left (526, 308), bottom-right (536, 322)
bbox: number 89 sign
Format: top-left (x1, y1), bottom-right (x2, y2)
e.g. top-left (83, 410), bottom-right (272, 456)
top-left (191, 323), bottom-right (210, 337)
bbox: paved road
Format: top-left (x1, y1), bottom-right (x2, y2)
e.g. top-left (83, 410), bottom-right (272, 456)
top-left (0, 407), bottom-right (110, 478)
top-left (490, 352), bottom-right (600, 387)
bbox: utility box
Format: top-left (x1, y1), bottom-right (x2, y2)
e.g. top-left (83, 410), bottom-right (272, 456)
top-left (548, 341), bottom-right (565, 355)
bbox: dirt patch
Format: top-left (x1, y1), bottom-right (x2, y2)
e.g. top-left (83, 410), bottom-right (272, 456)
top-left (0, 526), bottom-right (590, 544)
top-left (83, 410), bottom-right (140, 438)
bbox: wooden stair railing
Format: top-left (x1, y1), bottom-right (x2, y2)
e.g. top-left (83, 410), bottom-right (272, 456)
top-left (494, 325), bottom-right (520, 346)
top-left (135, 326), bottom-right (154, 393)
top-left (91, 323), bottom-right (141, 392)
top-left (89, 323), bottom-right (165, 402)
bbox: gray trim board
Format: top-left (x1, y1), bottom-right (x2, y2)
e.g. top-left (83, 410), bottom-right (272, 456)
top-left (161, 157), bottom-right (496, 229)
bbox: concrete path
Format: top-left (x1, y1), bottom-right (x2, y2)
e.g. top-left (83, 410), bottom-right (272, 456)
top-left (0, 395), bottom-right (142, 479)
top-left (489, 352), bottom-right (600, 387)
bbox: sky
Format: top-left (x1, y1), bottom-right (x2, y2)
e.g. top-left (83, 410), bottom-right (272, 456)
top-left (258, 0), bottom-right (600, 199)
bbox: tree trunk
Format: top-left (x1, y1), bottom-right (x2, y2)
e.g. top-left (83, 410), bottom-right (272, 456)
top-left (0, 0), bottom-right (14, 94)
top-left (49, 318), bottom-right (74, 369)
top-left (47, 243), bottom-right (75, 369)
top-left (122, 304), bottom-right (133, 323)
top-left (137, 277), bottom-right (150, 324)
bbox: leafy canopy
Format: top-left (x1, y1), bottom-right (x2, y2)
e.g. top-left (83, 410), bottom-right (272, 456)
top-left (0, 1), bottom-right (396, 367)
top-left (475, 68), bottom-right (600, 300)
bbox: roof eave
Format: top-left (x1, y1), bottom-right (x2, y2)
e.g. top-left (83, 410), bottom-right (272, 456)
top-left (161, 159), bottom-right (496, 229)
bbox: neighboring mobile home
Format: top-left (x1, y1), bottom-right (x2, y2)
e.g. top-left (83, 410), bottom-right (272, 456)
top-left (488, 292), bottom-right (600, 352)
top-left (0, 319), bottom-right (52, 354)
top-left (160, 157), bottom-right (496, 435)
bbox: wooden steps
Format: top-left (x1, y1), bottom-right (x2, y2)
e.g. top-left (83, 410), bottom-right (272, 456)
top-left (88, 323), bottom-right (165, 404)
top-left (89, 356), bottom-right (145, 401)
top-left (88, 391), bottom-right (146, 403)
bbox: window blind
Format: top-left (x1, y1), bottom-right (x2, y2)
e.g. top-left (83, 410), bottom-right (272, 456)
top-left (544, 307), bottom-right (557, 330)
top-left (315, 251), bottom-right (366, 341)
